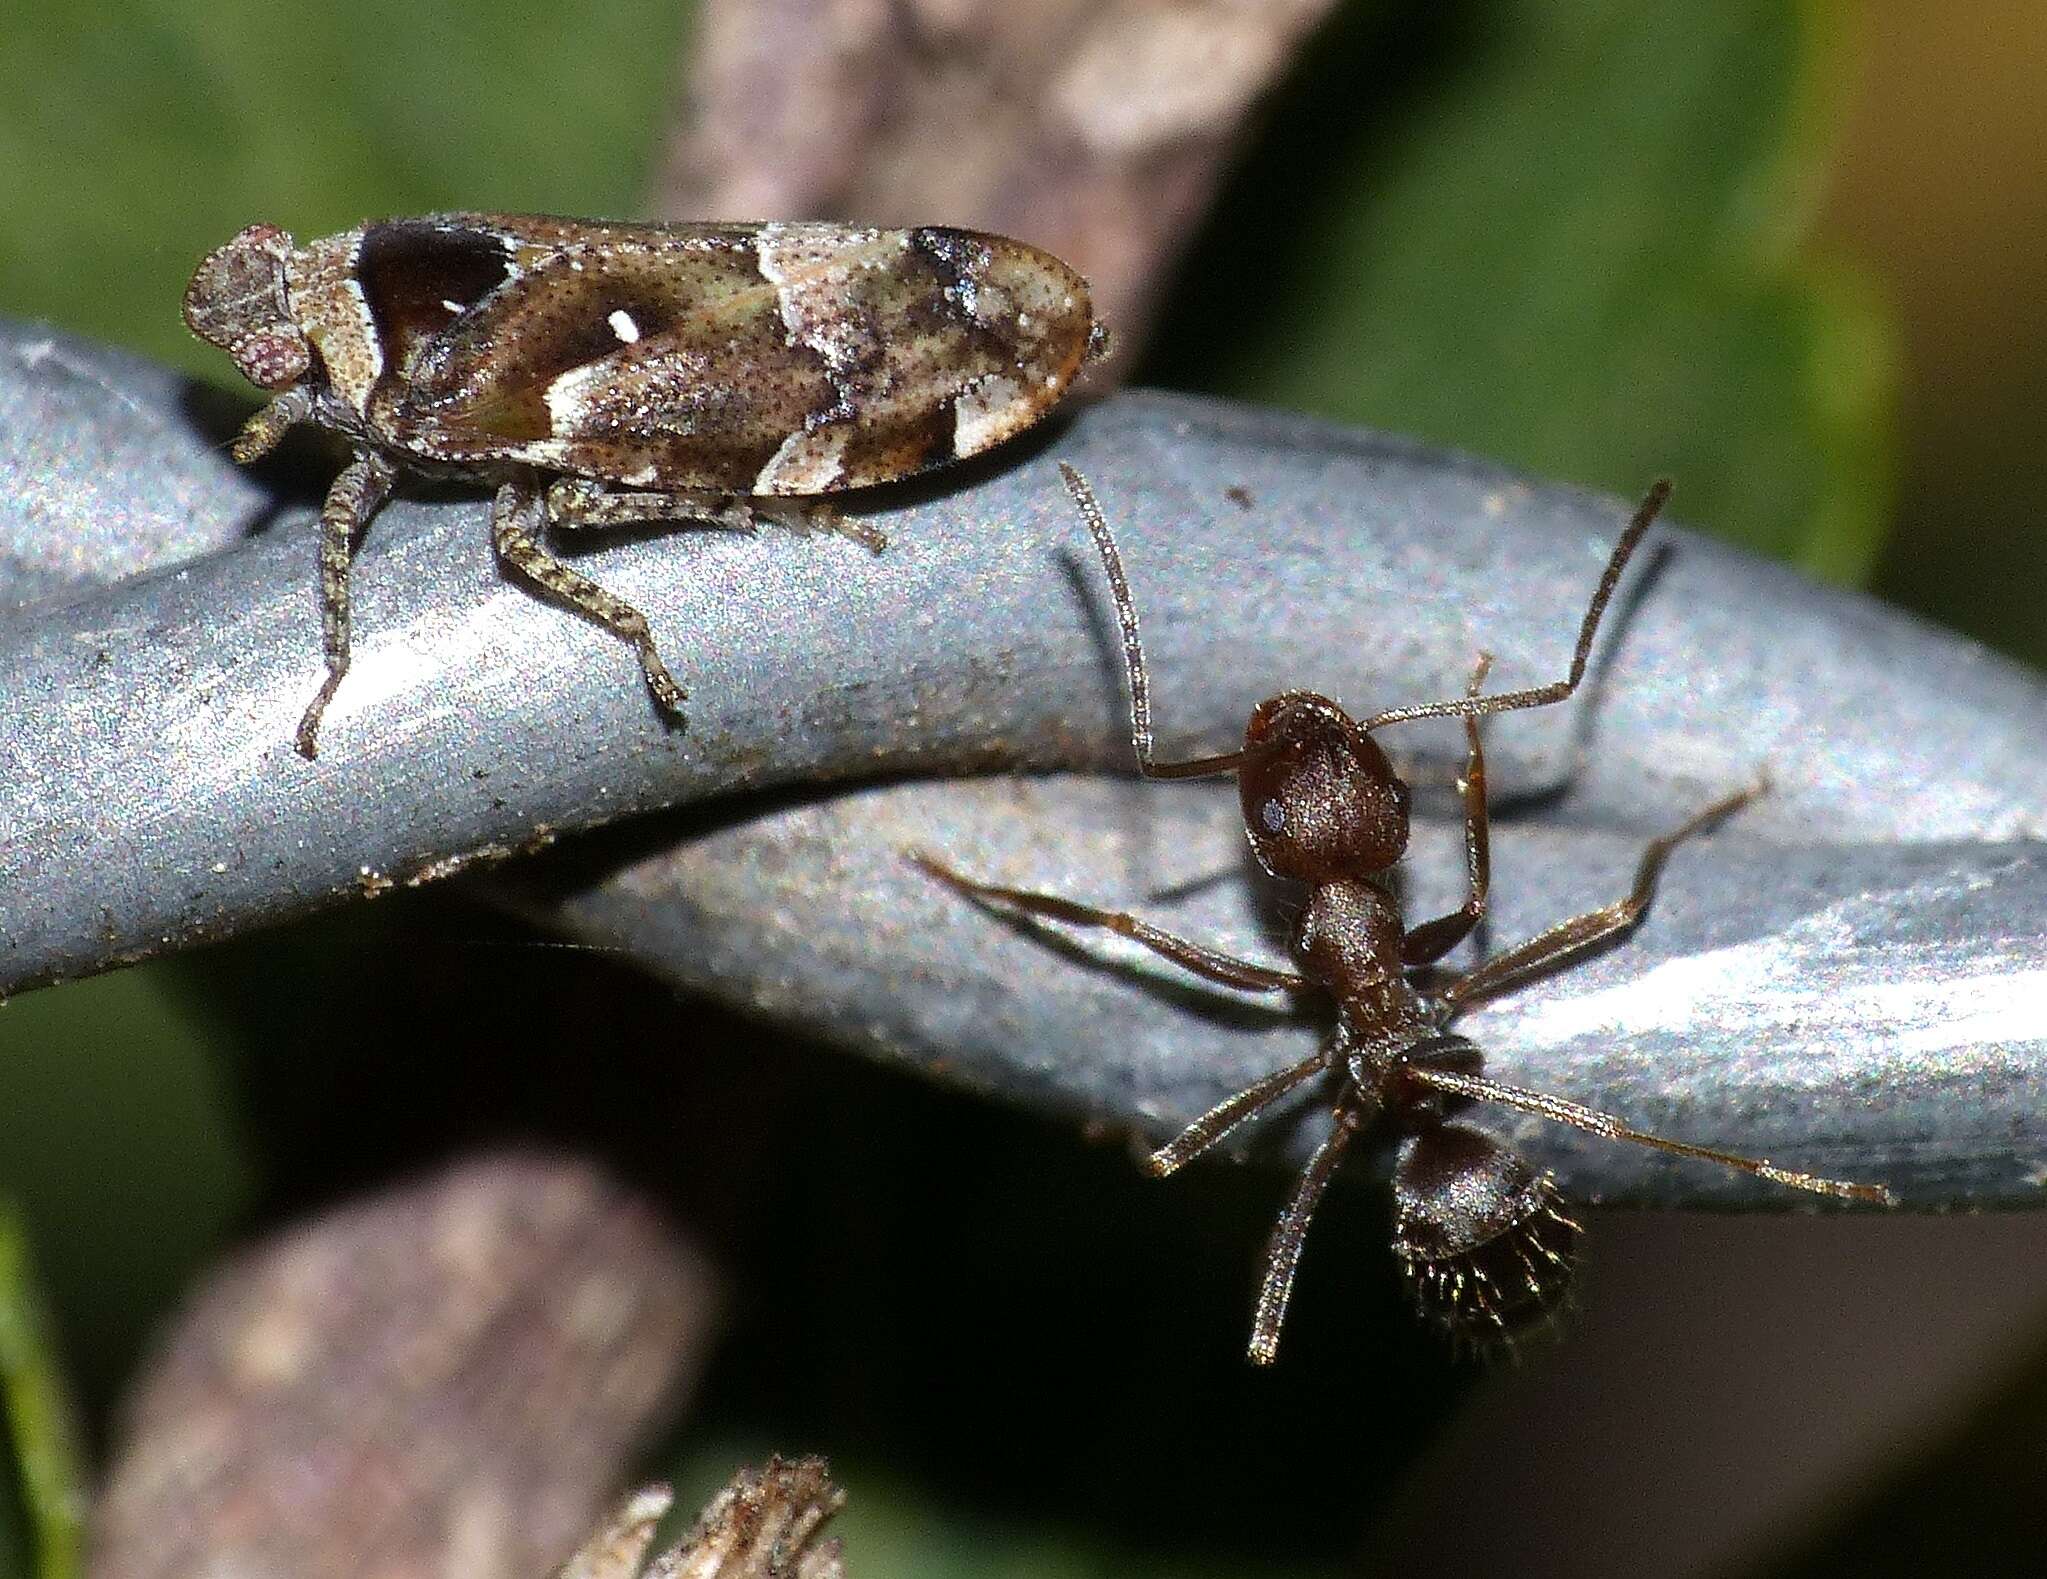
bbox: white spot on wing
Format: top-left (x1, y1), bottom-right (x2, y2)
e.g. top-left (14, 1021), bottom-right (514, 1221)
top-left (756, 424), bottom-right (850, 494)
top-left (607, 308), bottom-right (641, 344)
top-left (543, 361), bottom-right (607, 435)
top-left (954, 373), bottom-right (1026, 456)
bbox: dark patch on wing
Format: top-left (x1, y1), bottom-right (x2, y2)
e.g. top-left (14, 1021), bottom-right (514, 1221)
top-left (399, 237), bottom-right (778, 448)
top-left (357, 220), bottom-right (516, 382)
top-left (835, 396), bottom-right (958, 489)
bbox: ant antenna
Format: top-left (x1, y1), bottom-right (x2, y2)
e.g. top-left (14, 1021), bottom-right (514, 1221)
top-left (1360, 479), bottom-right (1670, 733)
top-left (1061, 462), bottom-right (1274, 782)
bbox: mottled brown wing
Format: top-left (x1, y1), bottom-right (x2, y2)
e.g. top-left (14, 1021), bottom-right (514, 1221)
top-left (385, 221), bottom-right (1096, 495)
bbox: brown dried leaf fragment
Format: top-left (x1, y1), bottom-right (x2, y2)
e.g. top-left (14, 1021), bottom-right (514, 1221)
top-left (651, 1457), bottom-right (847, 1579)
top-left (90, 1153), bottom-right (719, 1579)
top-left (553, 1485), bottom-right (678, 1579)
top-left (554, 1461), bottom-right (846, 1579)
top-left (655, 0), bottom-right (1341, 358)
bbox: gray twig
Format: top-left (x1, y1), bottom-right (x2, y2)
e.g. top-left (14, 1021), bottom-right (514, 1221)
top-left (3, 320), bottom-right (2043, 1206)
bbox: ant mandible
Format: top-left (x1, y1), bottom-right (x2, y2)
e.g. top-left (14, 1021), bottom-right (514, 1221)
top-left (916, 463), bottom-right (1892, 1361)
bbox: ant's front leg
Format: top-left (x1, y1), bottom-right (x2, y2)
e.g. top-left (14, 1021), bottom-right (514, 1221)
top-left (1404, 653), bottom-right (1496, 966)
top-left (1247, 1105), bottom-right (1361, 1365)
top-left (1437, 779), bottom-right (1765, 1013)
top-left (911, 852), bottom-right (1312, 994)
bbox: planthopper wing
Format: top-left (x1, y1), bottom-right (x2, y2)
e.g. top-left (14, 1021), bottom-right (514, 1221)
top-left (384, 217), bottom-right (1102, 494)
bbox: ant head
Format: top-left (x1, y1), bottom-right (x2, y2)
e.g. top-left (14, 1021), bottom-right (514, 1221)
top-left (1238, 692), bottom-right (1410, 882)
top-left (1391, 1124), bottom-right (1580, 1342)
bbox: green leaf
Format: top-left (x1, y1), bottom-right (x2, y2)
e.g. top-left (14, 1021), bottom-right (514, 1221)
top-left (0, 964), bottom-right (255, 1414)
top-left (0, 0), bottom-right (693, 376)
top-left (0, 1206), bottom-right (87, 1579)
top-left (1148, 0), bottom-right (1896, 582)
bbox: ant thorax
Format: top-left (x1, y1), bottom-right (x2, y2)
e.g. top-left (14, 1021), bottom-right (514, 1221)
top-left (1290, 879), bottom-right (1424, 1030)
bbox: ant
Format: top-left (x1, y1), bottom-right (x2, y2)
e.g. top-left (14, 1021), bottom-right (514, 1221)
top-left (916, 464), bottom-right (1892, 1361)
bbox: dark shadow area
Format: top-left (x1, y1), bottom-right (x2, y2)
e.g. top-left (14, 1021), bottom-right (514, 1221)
top-left (1739, 1330), bottom-right (2047, 1579)
top-left (164, 889), bottom-right (1468, 1568)
top-left (1139, 0), bottom-right (1494, 394)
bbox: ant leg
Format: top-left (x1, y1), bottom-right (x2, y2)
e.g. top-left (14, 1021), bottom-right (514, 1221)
top-left (910, 852), bottom-right (1312, 994)
top-left (1059, 463), bottom-right (1267, 782)
top-left (294, 449), bottom-right (397, 759)
top-left (1146, 1046), bottom-right (1332, 1177)
top-left (1360, 480), bottom-right (1670, 733)
top-left (1404, 654), bottom-right (1495, 965)
top-left (1406, 1065), bottom-right (1894, 1204)
top-left (1437, 780), bottom-right (1763, 1013)
top-left (493, 480), bottom-right (687, 716)
top-left (1247, 1111), bottom-right (1359, 1365)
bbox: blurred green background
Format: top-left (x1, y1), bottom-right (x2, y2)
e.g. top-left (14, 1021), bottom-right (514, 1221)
top-left (3, 1), bottom-right (2043, 1575)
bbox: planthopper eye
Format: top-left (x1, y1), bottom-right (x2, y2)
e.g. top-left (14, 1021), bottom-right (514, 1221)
top-left (1391, 1124), bottom-right (1580, 1344)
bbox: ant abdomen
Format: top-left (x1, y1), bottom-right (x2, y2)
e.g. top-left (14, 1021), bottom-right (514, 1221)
top-left (1392, 1124), bottom-right (1581, 1341)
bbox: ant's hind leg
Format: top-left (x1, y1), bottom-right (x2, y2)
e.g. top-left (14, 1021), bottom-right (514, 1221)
top-left (1146, 1047), bottom-right (1331, 1178)
top-left (1247, 1112), bottom-right (1358, 1365)
top-left (1407, 1063), bottom-right (1893, 1204)
top-left (1438, 779), bottom-right (1766, 1013)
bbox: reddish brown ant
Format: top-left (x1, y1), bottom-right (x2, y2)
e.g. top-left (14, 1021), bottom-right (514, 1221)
top-left (916, 464), bottom-right (1892, 1361)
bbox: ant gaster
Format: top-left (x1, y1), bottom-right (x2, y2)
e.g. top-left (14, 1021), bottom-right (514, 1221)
top-left (917, 464), bottom-right (1892, 1362)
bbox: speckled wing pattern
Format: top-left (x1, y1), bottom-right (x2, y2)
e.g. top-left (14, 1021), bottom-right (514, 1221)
top-left (363, 216), bottom-right (1099, 495)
